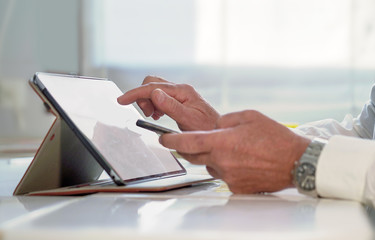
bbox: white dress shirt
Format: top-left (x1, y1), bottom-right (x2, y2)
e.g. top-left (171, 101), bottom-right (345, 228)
top-left (294, 85), bottom-right (375, 207)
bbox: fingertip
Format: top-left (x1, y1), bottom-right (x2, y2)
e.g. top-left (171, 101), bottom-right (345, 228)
top-left (159, 134), bottom-right (167, 145)
top-left (153, 109), bottom-right (164, 118)
top-left (151, 109), bottom-right (165, 120)
top-left (158, 132), bottom-right (177, 148)
top-left (117, 95), bottom-right (125, 104)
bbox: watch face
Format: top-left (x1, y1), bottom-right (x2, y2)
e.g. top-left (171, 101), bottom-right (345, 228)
top-left (296, 162), bottom-right (316, 191)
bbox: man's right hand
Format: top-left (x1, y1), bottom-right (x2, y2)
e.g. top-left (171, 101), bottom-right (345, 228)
top-left (159, 110), bottom-right (311, 194)
top-left (117, 76), bottom-right (220, 131)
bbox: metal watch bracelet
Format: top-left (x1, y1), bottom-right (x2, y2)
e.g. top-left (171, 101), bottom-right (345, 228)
top-left (292, 138), bottom-right (327, 197)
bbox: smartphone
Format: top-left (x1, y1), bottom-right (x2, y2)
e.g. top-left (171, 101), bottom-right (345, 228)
top-left (136, 119), bottom-right (180, 135)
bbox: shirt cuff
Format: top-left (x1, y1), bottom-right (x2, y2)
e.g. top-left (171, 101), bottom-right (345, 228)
top-left (316, 135), bottom-right (375, 202)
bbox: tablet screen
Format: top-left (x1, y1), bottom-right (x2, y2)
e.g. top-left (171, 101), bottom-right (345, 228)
top-left (35, 73), bottom-right (184, 182)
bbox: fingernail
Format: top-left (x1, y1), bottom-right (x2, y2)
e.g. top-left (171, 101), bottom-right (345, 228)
top-left (154, 89), bottom-right (165, 103)
top-left (158, 136), bottom-right (163, 144)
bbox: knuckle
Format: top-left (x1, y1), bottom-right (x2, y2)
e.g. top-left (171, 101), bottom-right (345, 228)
top-left (156, 76), bottom-right (167, 82)
top-left (143, 75), bottom-right (167, 84)
top-left (147, 82), bottom-right (163, 92)
top-left (147, 82), bottom-right (157, 87)
top-left (143, 75), bottom-right (155, 84)
top-left (179, 83), bottom-right (194, 92)
top-left (243, 109), bottom-right (261, 119)
top-left (215, 117), bottom-right (224, 128)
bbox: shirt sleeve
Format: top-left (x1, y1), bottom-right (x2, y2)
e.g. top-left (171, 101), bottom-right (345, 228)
top-left (293, 115), bottom-right (361, 140)
top-left (293, 85), bottom-right (375, 206)
top-left (316, 135), bottom-right (375, 206)
top-left (293, 85), bottom-right (375, 140)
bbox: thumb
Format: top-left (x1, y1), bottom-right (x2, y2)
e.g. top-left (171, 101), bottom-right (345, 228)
top-left (151, 89), bottom-right (187, 124)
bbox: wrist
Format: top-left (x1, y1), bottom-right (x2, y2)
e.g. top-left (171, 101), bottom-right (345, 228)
top-left (292, 138), bottom-right (327, 197)
top-left (288, 136), bottom-right (311, 187)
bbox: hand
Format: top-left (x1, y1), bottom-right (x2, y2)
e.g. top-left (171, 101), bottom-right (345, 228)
top-left (159, 110), bottom-right (311, 194)
top-left (117, 76), bottom-right (220, 131)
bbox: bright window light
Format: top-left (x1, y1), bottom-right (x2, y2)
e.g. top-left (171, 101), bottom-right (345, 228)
top-left (88, 0), bottom-right (375, 124)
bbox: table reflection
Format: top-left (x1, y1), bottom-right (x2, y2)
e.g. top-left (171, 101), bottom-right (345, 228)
top-left (5, 192), bottom-right (370, 239)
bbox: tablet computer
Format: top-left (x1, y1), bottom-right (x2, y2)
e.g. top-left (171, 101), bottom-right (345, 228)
top-left (14, 72), bottom-right (213, 195)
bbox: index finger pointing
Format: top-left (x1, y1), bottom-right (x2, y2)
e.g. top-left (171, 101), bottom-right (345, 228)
top-left (159, 131), bottom-right (214, 155)
top-left (117, 83), bottom-right (177, 105)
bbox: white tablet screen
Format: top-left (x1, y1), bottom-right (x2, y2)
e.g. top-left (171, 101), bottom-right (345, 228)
top-left (36, 73), bottom-right (184, 181)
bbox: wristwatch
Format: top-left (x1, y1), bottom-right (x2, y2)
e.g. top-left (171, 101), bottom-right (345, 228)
top-left (292, 138), bottom-right (327, 197)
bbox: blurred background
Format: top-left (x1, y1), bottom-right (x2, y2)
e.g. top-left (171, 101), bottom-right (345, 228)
top-left (1, 0), bottom-right (375, 152)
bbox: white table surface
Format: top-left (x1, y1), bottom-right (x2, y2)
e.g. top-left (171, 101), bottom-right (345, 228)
top-left (0, 154), bottom-right (374, 240)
